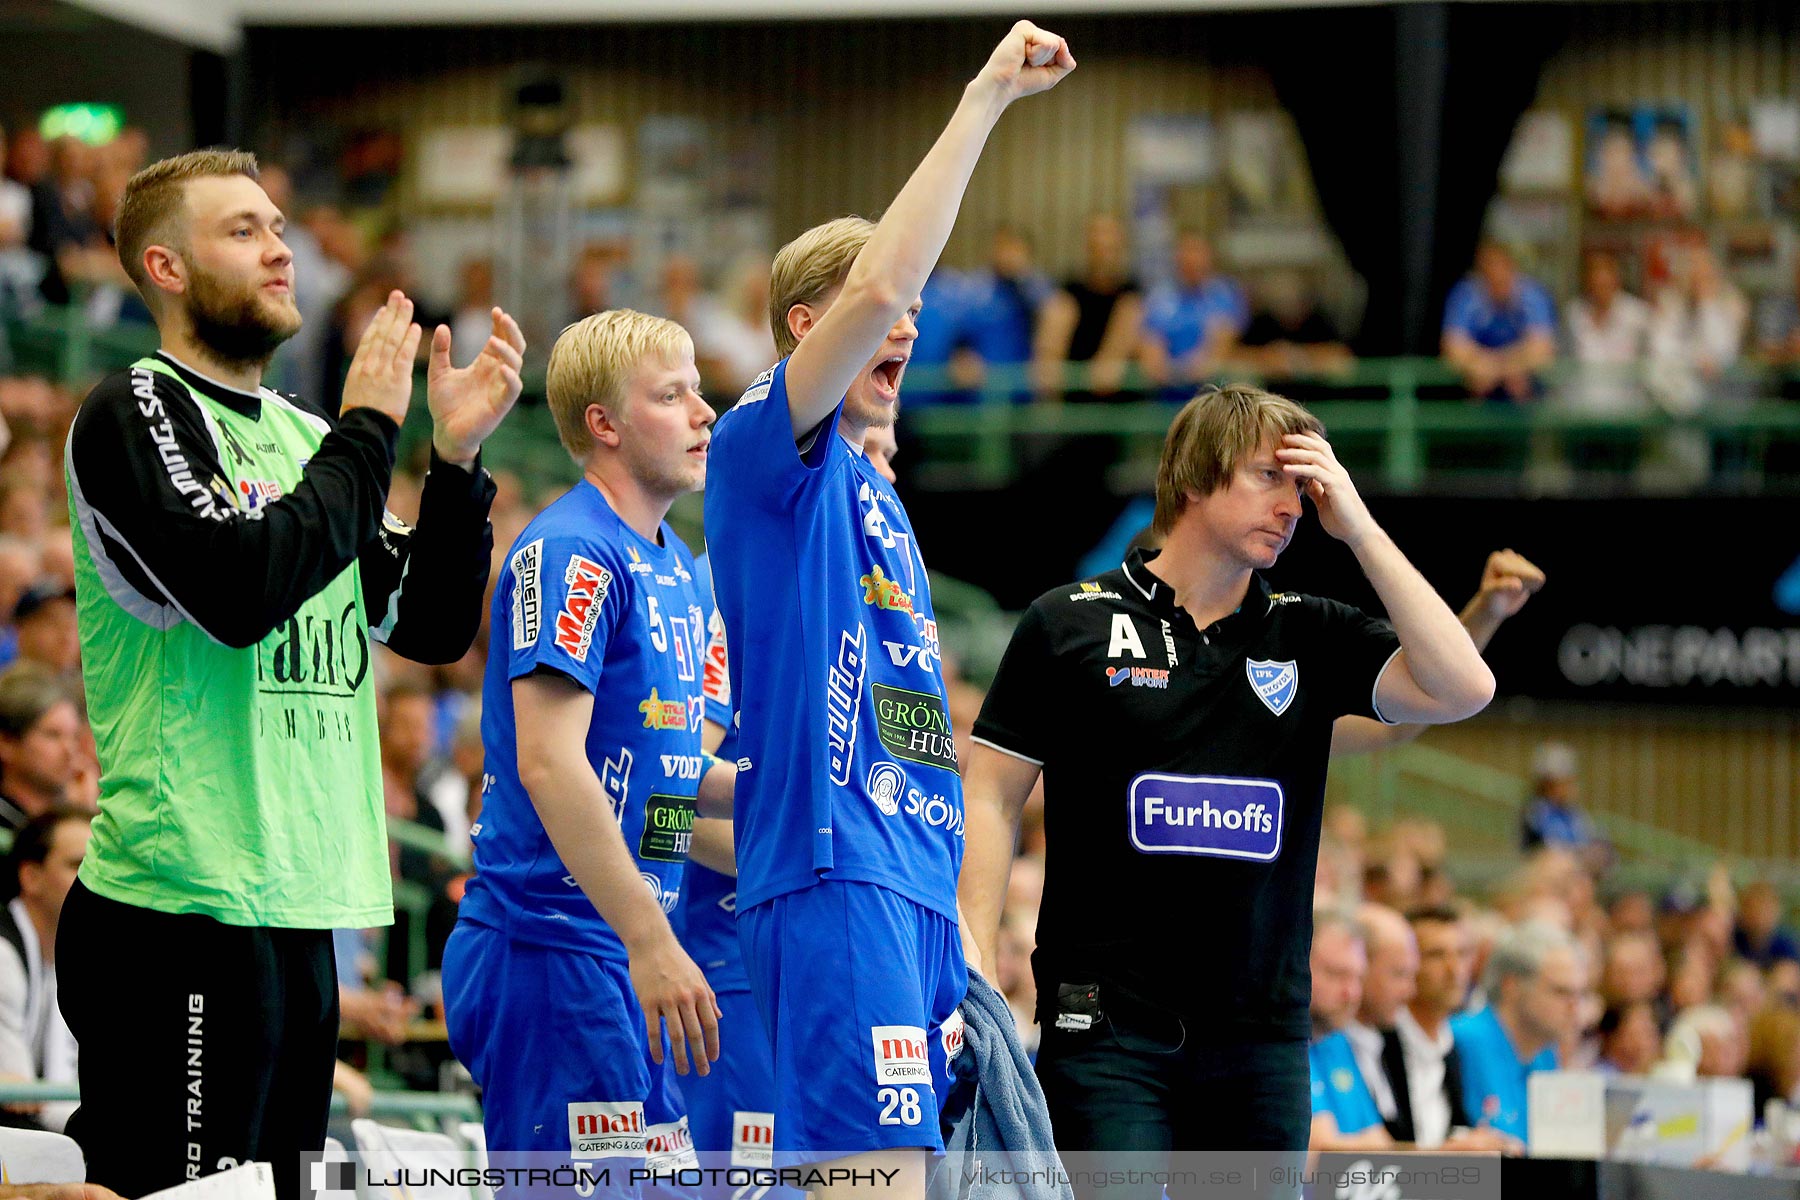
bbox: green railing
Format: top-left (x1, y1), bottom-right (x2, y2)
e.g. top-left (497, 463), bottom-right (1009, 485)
top-left (15, 298), bottom-right (1800, 495)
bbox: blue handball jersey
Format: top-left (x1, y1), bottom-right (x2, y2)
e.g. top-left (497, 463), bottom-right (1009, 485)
top-left (461, 480), bottom-right (709, 960)
top-left (705, 359), bottom-right (964, 921)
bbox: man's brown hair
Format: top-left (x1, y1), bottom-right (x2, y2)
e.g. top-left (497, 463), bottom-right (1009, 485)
top-left (1152, 383), bottom-right (1324, 535)
top-left (113, 149), bottom-right (261, 301)
top-left (767, 216), bottom-right (875, 358)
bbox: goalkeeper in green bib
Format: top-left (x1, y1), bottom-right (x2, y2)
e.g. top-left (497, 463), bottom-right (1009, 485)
top-left (59, 150), bottom-right (524, 1198)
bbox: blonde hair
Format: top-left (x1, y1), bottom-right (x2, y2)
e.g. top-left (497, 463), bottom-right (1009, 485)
top-left (1152, 383), bottom-right (1325, 535)
top-left (114, 149), bottom-right (261, 300)
top-left (768, 216), bottom-right (875, 357)
top-left (545, 310), bottom-right (694, 461)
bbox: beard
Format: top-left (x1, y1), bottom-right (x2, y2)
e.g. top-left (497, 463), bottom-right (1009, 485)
top-left (843, 378), bottom-right (900, 431)
top-left (186, 267), bottom-right (301, 371)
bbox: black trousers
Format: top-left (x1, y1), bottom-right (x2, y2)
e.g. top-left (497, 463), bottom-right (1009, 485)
top-left (1036, 984), bottom-right (1309, 1200)
top-left (59, 881), bottom-right (339, 1200)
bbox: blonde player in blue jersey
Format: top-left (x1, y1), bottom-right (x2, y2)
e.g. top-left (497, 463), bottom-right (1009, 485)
top-left (444, 310), bottom-right (735, 1176)
top-left (704, 20), bottom-right (1075, 1198)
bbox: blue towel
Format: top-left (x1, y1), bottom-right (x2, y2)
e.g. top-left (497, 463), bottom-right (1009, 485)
top-left (933, 970), bottom-right (1073, 1200)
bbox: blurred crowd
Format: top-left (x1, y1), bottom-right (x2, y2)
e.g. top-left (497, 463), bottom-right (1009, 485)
top-left (1306, 740), bottom-right (1800, 1157)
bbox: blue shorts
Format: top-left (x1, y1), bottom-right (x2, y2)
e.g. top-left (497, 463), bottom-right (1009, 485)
top-left (738, 880), bottom-right (968, 1162)
top-left (681, 987), bottom-right (803, 1200)
top-left (443, 919), bottom-right (699, 1179)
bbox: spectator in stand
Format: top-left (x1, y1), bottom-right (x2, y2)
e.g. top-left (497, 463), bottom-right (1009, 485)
top-left (900, 267), bottom-right (968, 406)
top-left (1399, 907), bottom-right (1485, 1147)
top-left (1137, 230), bottom-right (1247, 399)
top-left (262, 168), bottom-right (349, 402)
top-left (1452, 921), bottom-right (1583, 1141)
top-left (1308, 910), bottom-right (1390, 1149)
top-left (0, 807), bottom-right (89, 1132)
top-left (1565, 248), bottom-right (1651, 426)
top-left (1311, 908), bottom-right (1367, 1040)
top-left (1519, 741), bottom-right (1606, 871)
top-left (1647, 245), bottom-right (1748, 419)
top-left (958, 225), bottom-right (1053, 404)
top-left (568, 241), bottom-right (616, 324)
top-left (448, 256), bottom-right (498, 370)
top-left (1234, 270), bottom-right (1353, 392)
top-left (0, 122), bottom-right (35, 317)
top-left (28, 138), bottom-right (118, 309)
top-left (0, 537), bottom-right (39, 669)
top-left (378, 680), bottom-right (458, 981)
top-left (1735, 882), bottom-right (1800, 968)
top-left (696, 254), bottom-right (778, 398)
top-left (1441, 240), bottom-right (1556, 403)
top-left (1595, 1000), bottom-right (1660, 1075)
top-left (1658, 1003), bottom-right (1746, 1082)
top-left (9, 584), bottom-right (78, 679)
top-left (1599, 930), bottom-right (1667, 1018)
top-left (1034, 212), bottom-right (1142, 401)
top-left (1768, 959), bottom-right (1800, 1008)
top-left (0, 667), bottom-right (80, 831)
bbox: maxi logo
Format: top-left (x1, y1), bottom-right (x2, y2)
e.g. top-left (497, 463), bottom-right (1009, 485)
top-left (703, 608), bottom-right (731, 706)
top-left (510, 538), bottom-right (543, 650)
top-left (872, 684), bottom-right (957, 773)
top-left (638, 794), bottom-right (696, 862)
top-left (554, 555), bottom-right (613, 662)
top-left (1246, 658), bottom-right (1299, 716)
top-left (1127, 773), bottom-right (1285, 862)
top-left (827, 625), bottom-right (869, 786)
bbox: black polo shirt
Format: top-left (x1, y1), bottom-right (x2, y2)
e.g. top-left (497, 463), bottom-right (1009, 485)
top-left (972, 547), bottom-right (1401, 1040)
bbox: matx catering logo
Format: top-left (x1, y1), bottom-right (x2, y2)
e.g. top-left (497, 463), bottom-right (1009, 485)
top-left (570, 1100), bottom-right (646, 1157)
top-left (732, 1111), bottom-right (776, 1169)
top-left (870, 1025), bottom-right (931, 1086)
top-left (554, 555), bottom-right (613, 662)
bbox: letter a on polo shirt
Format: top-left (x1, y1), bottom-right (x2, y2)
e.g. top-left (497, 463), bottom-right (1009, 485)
top-left (1108, 614), bottom-right (1146, 660)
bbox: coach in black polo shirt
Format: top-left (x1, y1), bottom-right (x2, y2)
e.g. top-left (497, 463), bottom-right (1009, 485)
top-left (960, 384), bottom-right (1496, 1170)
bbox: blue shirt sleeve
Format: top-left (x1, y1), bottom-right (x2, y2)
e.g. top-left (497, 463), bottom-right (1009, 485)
top-left (1443, 279), bottom-right (1479, 338)
top-left (502, 532), bottom-right (627, 695)
top-left (1521, 280), bottom-right (1557, 335)
top-left (709, 358), bottom-right (842, 511)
